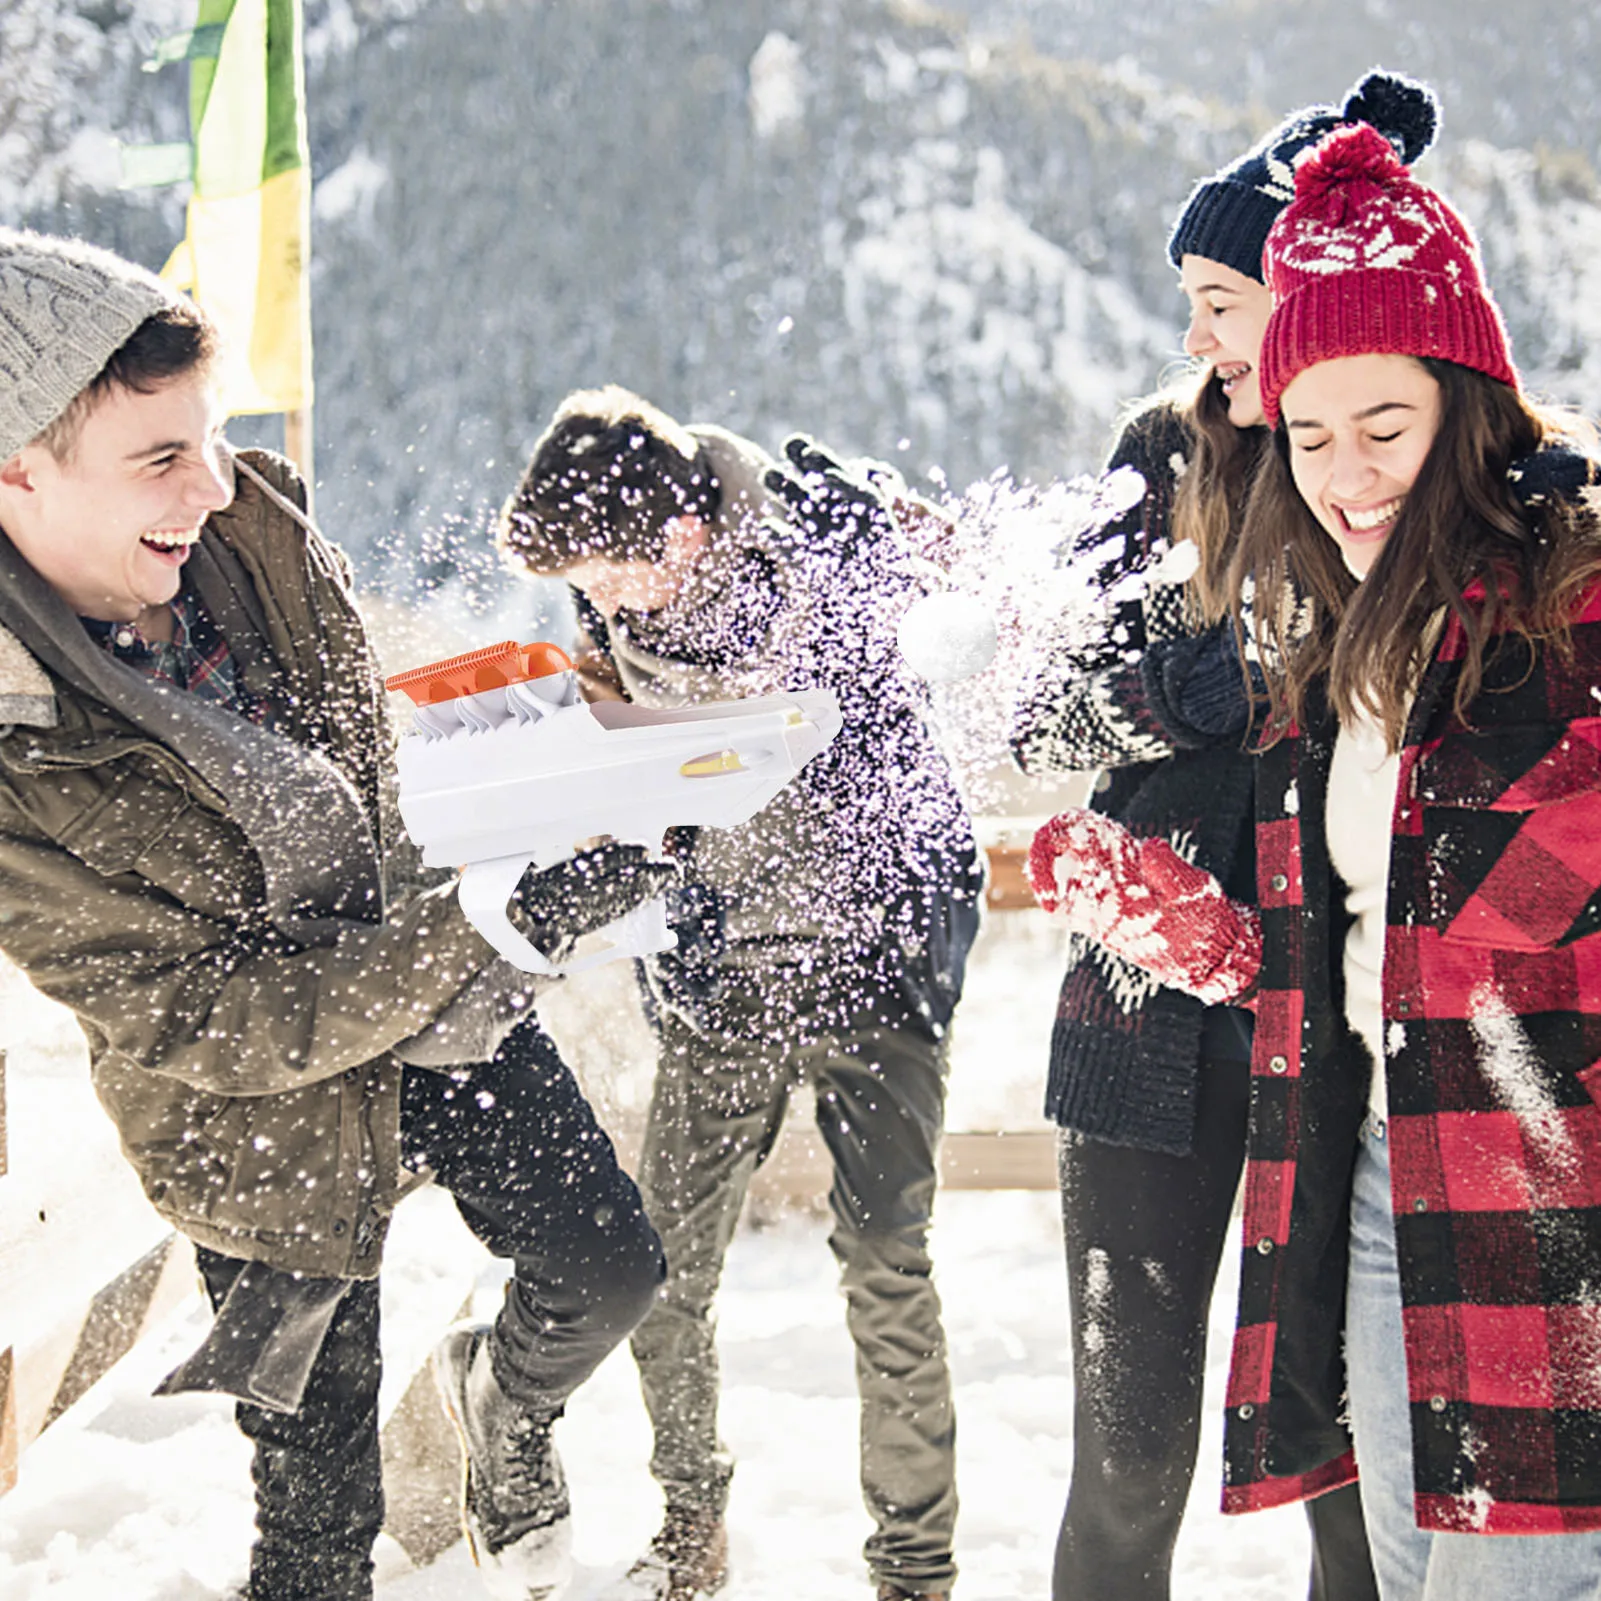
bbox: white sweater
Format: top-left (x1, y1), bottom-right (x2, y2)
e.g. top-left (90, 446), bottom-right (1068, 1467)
top-left (1326, 713), bottom-right (1401, 1123)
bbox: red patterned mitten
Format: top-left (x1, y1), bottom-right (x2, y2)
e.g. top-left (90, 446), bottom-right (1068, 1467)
top-left (1027, 808), bottom-right (1262, 1004)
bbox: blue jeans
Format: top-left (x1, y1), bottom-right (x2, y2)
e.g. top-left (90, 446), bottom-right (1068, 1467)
top-left (1345, 1120), bottom-right (1601, 1600)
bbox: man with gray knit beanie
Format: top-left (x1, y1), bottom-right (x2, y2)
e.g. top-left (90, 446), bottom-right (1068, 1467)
top-left (0, 226), bottom-right (674, 1601)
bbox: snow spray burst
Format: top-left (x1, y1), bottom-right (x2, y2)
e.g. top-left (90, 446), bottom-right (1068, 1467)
top-left (893, 463), bottom-right (1185, 810)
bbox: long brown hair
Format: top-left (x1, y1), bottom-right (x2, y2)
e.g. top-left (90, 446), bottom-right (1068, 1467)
top-left (1231, 359), bottom-right (1601, 748)
top-left (1111, 364), bottom-right (1268, 623)
top-left (1171, 366), bottom-right (1272, 622)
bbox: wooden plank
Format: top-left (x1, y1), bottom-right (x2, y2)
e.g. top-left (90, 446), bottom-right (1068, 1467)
top-left (0, 1234), bottom-right (198, 1491)
top-left (0, 1072), bottom-right (173, 1360)
top-left (745, 1124), bottom-right (1056, 1202)
top-left (616, 1123), bottom-right (1057, 1204)
top-left (941, 1130), bottom-right (1056, 1190)
top-left (44, 1236), bottom-right (183, 1428)
top-left (983, 841), bottom-right (1038, 913)
top-left (0, 1346), bottom-right (14, 1496)
top-left (0, 1027), bottom-right (190, 1491)
top-left (379, 1292), bottom-right (473, 1567)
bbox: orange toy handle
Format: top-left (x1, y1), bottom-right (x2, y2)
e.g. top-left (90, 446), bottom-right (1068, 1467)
top-left (385, 640), bottom-right (574, 706)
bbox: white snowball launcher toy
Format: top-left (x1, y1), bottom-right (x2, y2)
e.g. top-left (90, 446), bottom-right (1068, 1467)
top-left (387, 640), bottom-right (842, 976)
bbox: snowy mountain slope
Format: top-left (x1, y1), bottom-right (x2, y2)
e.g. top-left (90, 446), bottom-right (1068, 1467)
top-left (6, 0), bottom-right (1600, 599)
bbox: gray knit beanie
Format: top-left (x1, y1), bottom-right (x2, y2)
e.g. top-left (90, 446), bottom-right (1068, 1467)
top-left (0, 227), bottom-right (180, 461)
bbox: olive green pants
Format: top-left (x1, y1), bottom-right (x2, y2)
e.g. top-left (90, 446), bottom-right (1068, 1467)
top-left (631, 971), bottom-right (957, 1593)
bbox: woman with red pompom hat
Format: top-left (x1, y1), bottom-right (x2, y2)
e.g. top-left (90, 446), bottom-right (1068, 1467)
top-left (1031, 118), bottom-right (1601, 1598)
top-left (1011, 70), bottom-right (1446, 1601)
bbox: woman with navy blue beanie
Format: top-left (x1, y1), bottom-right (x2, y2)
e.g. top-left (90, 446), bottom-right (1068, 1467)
top-left (1011, 69), bottom-right (1437, 1601)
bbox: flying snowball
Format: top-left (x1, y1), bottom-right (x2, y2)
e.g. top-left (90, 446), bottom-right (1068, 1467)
top-left (897, 592), bottom-right (999, 683)
top-left (1148, 539), bottom-right (1200, 585)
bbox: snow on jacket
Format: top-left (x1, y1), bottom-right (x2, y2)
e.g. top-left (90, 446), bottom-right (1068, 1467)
top-left (1010, 400), bottom-right (1256, 1154)
top-left (0, 451), bottom-right (528, 1279)
top-left (577, 424), bottom-right (981, 1030)
top-left (1228, 578), bottom-right (1601, 1532)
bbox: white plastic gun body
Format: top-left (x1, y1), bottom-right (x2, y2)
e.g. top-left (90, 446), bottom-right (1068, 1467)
top-left (394, 664), bottom-right (842, 976)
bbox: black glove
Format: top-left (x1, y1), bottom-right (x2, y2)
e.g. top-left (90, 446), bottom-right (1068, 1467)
top-left (1139, 622), bottom-right (1266, 748)
top-left (764, 434), bottom-right (899, 555)
top-left (663, 879), bottom-right (726, 967)
top-left (649, 878), bottom-right (729, 1011)
top-left (512, 842), bottom-right (682, 964)
top-left (1507, 444), bottom-right (1601, 511)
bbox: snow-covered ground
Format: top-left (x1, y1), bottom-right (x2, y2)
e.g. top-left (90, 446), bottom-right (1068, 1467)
top-left (0, 913), bottom-right (1314, 1601)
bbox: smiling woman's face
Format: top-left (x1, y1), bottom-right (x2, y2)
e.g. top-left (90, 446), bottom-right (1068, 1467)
top-left (1278, 353), bottom-right (1443, 578)
top-left (1178, 254), bottom-right (1274, 429)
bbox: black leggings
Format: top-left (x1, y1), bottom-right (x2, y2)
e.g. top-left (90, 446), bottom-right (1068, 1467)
top-left (1053, 1053), bottom-right (1376, 1601)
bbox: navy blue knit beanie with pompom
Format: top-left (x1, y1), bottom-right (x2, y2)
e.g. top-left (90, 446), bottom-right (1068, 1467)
top-left (1166, 69), bottom-right (1440, 283)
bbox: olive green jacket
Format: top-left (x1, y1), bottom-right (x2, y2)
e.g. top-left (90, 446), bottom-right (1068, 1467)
top-left (0, 451), bottom-right (527, 1278)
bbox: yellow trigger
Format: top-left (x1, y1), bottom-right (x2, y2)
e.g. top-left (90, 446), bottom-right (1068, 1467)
top-left (679, 749), bottom-right (745, 778)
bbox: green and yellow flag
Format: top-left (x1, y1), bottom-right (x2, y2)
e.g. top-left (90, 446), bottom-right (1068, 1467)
top-left (157, 0), bottom-right (312, 416)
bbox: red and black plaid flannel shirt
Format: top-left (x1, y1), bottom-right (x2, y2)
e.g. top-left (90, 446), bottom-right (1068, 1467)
top-left (82, 584), bottom-right (269, 722)
top-left (1227, 582), bottom-right (1601, 1534)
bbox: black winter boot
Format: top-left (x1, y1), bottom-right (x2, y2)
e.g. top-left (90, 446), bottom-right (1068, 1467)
top-left (432, 1323), bottom-right (573, 1600)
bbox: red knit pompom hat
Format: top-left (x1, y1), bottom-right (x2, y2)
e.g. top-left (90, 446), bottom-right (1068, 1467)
top-left (1258, 121), bottom-right (1518, 428)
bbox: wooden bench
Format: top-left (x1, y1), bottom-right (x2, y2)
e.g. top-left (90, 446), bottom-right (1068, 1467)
top-left (0, 1043), bottom-right (196, 1496)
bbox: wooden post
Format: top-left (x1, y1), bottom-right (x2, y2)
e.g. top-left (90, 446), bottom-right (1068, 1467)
top-left (1, 1048), bottom-right (12, 1494)
top-left (0, 1346), bottom-right (14, 1497)
top-left (379, 1292), bottom-right (474, 1565)
top-left (283, 407), bottom-right (314, 512)
top-left (983, 841), bottom-right (1037, 912)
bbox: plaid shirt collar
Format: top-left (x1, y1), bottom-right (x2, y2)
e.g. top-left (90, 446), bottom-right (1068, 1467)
top-left (81, 584), bottom-right (264, 720)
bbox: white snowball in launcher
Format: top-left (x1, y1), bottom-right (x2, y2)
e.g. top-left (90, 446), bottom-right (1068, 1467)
top-left (896, 591), bottom-right (999, 683)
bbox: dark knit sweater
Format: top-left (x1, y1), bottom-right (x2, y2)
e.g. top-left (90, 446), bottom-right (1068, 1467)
top-left (1011, 401), bottom-right (1257, 1155)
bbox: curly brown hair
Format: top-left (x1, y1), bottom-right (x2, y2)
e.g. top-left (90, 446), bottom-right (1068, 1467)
top-left (497, 385), bottom-right (719, 575)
